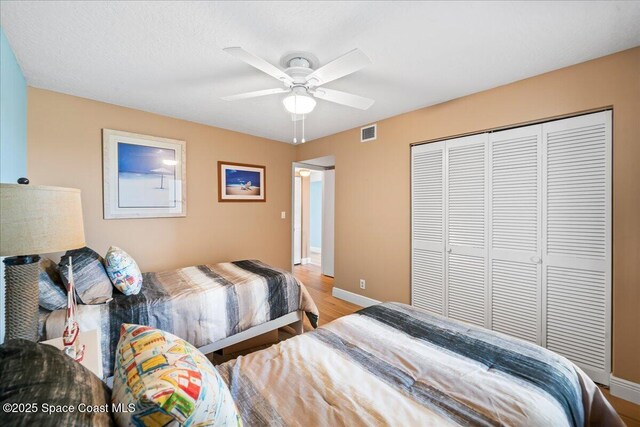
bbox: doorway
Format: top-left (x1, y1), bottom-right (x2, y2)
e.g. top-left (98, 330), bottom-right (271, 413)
top-left (291, 156), bottom-right (335, 279)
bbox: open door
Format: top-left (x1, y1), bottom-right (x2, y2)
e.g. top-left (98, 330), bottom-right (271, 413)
top-left (292, 156), bottom-right (335, 274)
top-left (322, 169), bottom-right (335, 277)
top-left (293, 176), bottom-right (302, 265)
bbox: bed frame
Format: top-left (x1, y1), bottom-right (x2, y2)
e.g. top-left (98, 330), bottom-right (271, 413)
top-left (196, 310), bottom-right (305, 355)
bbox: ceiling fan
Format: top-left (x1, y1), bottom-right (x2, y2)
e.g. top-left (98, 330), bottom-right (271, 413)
top-left (221, 47), bottom-right (375, 116)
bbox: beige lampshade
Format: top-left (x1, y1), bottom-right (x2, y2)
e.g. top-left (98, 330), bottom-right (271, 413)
top-left (0, 184), bottom-right (86, 256)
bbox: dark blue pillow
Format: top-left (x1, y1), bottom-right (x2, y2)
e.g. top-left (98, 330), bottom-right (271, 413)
top-left (38, 258), bottom-right (67, 311)
top-left (59, 247), bottom-right (113, 305)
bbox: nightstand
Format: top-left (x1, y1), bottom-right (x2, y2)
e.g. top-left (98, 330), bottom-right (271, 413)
top-left (41, 329), bottom-right (103, 379)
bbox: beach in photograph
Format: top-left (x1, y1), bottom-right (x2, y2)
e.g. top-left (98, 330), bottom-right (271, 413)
top-left (224, 167), bottom-right (262, 196)
top-left (119, 172), bottom-right (176, 207)
top-left (225, 184), bottom-right (260, 196)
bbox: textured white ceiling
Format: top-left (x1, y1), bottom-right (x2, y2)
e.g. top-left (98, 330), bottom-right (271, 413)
top-left (1, 1), bottom-right (639, 143)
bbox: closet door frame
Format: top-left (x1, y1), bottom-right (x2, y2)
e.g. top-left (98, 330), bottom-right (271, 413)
top-left (410, 109), bottom-right (611, 384)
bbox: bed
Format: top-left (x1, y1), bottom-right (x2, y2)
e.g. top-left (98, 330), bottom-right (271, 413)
top-left (217, 302), bottom-right (622, 427)
top-left (43, 259), bottom-right (319, 377)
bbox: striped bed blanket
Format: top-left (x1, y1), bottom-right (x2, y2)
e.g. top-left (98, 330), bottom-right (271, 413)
top-left (218, 302), bottom-right (622, 427)
top-left (44, 260), bottom-right (319, 377)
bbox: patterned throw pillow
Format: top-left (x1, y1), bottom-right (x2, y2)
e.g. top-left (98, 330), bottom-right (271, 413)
top-left (59, 247), bottom-right (113, 305)
top-left (0, 339), bottom-right (114, 427)
top-left (112, 324), bottom-right (241, 427)
top-left (38, 258), bottom-right (67, 311)
top-left (104, 246), bottom-right (142, 295)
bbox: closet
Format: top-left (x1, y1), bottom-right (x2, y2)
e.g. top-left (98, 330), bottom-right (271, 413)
top-left (411, 111), bottom-right (611, 384)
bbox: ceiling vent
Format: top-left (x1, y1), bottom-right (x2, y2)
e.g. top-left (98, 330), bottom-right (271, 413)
top-left (361, 124), bottom-right (377, 142)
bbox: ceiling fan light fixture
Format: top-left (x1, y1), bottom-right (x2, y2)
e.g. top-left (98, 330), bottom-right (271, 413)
top-left (282, 94), bottom-right (316, 115)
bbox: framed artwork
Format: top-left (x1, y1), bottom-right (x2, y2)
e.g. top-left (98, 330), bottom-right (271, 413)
top-left (103, 129), bottom-right (186, 219)
top-left (218, 161), bottom-right (266, 202)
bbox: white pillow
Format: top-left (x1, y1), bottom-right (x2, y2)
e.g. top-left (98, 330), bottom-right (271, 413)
top-left (104, 246), bottom-right (142, 295)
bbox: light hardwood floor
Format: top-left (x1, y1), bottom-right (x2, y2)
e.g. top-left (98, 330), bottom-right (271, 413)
top-left (214, 262), bottom-right (639, 425)
top-left (294, 262), bottom-right (360, 330)
top-left (600, 387), bottom-right (640, 427)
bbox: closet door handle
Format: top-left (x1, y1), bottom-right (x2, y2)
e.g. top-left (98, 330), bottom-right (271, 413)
top-left (531, 256), bottom-right (542, 264)
top-left (447, 248), bottom-right (452, 254)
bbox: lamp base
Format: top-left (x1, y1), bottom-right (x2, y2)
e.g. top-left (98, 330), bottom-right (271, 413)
top-left (4, 255), bottom-right (40, 342)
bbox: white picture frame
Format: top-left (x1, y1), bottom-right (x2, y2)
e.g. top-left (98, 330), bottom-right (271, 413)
top-left (103, 129), bottom-right (186, 219)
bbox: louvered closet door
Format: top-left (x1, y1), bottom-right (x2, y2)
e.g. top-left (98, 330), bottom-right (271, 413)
top-left (411, 142), bottom-right (445, 314)
top-left (489, 126), bottom-right (542, 344)
top-left (445, 134), bottom-right (488, 327)
top-left (542, 111), bottom-right (611, 385)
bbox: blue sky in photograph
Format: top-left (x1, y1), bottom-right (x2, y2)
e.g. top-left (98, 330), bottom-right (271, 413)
top-left (225, 168), bottom-right (261, 187)
top-left (118, 142), bottom-right (175, 174)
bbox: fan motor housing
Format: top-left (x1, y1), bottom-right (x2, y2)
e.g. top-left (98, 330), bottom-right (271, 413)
top-left (281, 51), bottom-right (318, 85)
top-left (280, 51), bottom-right (319, 69)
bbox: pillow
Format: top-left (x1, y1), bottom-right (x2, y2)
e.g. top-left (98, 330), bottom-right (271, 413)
top-left (38, 307), bottom-right (50, 341)
top-left (59, 247), bottom-right (113, 305)
top-left (104, 246), bottom-right (142, 295)
top-left (38, 257), bottom-right (67, 311)
top-left (0, 339), bottom-right (114, 427)
top-left (112, 324), bottom-right (241, 427)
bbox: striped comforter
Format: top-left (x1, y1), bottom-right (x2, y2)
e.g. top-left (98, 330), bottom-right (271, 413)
top-left (218, 302), bottom-right (622, 427)
top-left (44, 260), bottom-right (319, 377)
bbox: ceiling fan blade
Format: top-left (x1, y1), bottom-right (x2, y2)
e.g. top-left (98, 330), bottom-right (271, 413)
top-left (305, 48), bottom-right (371, 86)
top-left (313, 88), bottom-right (375, 110)
top-left (223, 47), bottom-right (293, 84)
top-left (222, 87), bottom-right (289, 101)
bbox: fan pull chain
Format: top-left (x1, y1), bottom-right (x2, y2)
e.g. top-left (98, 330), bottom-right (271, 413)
top-left (302, 114), bottom-right (306, 143)
top-left (293, 115), bottom-right (297, 144)
top-left (293, 97), bottom-right (298, 144)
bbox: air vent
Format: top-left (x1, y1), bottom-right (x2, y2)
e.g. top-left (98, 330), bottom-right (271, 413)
top-left (361, 124), bottom-right (377, 142)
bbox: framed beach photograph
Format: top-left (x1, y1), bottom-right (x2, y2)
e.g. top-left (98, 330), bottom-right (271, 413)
top-left (103, 129), bottom-right (186, 219)
top-left (218, 161), bottom-right (266, 202)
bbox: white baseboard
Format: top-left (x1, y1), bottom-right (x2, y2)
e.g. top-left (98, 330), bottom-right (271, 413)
top-left (610, 376), bottom-right (640, 404)
top-left (300, 257), bottom-right (311, 265)
top-left (310, 246), bottom-right (322, 253)
top-left (332, 287), bottom-right (381, 308)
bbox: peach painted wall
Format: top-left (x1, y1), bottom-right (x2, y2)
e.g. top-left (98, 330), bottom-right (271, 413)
top-left (297, 47), bottom-right (640, 382)
top-left (27, 88), bottom-right (296, 272)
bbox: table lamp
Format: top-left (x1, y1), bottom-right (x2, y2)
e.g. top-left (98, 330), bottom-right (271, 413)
top-left (0, 180), bottom-right (86, 341)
